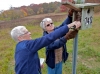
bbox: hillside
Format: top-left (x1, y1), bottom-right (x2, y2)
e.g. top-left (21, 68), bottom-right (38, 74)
top-left (0, 12), bottom-right (100, 74)
top-left (0, 13), bottom-right (67, 29)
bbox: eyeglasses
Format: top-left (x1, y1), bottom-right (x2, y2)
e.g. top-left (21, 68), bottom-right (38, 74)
top-left (46, 23), bottom-right (53, 27)
top-left (20, 31), bottom-right (30, 36)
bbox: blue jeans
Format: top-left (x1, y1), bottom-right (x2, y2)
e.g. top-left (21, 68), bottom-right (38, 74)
top-left (47, 62), bottom-right (62, 74)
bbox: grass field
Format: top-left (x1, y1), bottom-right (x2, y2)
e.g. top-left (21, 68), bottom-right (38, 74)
top-left (0, 12), bottom-right (100, 74)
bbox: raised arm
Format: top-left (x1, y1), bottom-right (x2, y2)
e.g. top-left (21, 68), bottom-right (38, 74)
top-left (56, 16), bottom-right (72, 29)
top-left (45, 37), bottom-right (67, 50)
top-left (28, 21), bottom-right (81, 53)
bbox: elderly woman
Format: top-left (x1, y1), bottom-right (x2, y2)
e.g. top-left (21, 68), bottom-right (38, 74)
top-left (40, 13), bottom-right (79, 74)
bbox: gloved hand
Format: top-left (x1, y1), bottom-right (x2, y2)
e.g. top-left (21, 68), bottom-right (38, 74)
top-left (68, 1), bottom-right (75, 17)
top-left (68, 9), bottom-right (74, 17)
top-left (64, 30), bottom-right (78, 40)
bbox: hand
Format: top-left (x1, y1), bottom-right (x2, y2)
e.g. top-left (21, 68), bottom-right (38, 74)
top-left (64, 30), bottom-right (78, 40)
top-left (68, 9), bottom-right (74, 17)
top-left (68, 1), bottom-right (76, 17)
top-left (74, 21), bottom-right (81, 29)
top-left (67, 21), bottom-right (81, 30)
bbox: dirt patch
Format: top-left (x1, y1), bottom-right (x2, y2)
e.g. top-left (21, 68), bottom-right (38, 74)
top-left (0, 12), bottom-right (99, 29)
top-left (0, 13), bottom-right (67, 29)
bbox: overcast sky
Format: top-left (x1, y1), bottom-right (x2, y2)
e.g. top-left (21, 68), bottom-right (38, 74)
top-left (0, 0), bottom-right (61, 11)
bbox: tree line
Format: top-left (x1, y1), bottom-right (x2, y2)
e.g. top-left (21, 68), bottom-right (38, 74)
top-left (0, 1), bottom-right (68, 21)
top-left (0, 0), bottom-right (100, 21)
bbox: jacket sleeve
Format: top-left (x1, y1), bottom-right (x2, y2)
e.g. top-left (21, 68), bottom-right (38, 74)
top-left (56, 16), bottom-right (72, 29)
top-left (26, 25), bottom-right (69, 53)
top-left (45, 37), bottom-right (67, 50)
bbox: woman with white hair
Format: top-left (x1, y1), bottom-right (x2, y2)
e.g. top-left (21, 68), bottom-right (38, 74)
top-left (40, 12), bottom-right (79, 74)
top-left (10, 20), bottom-right (81, 74)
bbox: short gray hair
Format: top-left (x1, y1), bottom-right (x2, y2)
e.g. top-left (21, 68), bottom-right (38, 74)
top-left (10, 26), bottom-right (27, 42)
top-left (40, 18), bottom-right (53, 30)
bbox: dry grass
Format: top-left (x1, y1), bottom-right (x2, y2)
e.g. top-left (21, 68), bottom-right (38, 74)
top-left (0, 12), bottom-right (100, 74)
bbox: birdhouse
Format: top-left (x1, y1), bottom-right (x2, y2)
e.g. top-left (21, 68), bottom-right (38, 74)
top-left (62, 1), bottom-right (100, 30)
top-left (75, 3), bottom-right (100, 30)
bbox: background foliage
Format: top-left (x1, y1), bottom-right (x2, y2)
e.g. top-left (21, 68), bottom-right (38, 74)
top-left (0, 0), bottom-right (100, 21)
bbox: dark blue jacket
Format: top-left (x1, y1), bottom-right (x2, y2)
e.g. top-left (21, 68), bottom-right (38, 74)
top-left (43, 16), bottom-right (72, 69)
top-left (15, 25), bottom-right (69, 74)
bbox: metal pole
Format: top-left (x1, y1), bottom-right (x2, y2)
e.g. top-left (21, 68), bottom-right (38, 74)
top-left (72, 33), bottom-right (78, 74)
top-left (72, 0), bottom-right (85, 74)
top-left (72, 11), bottom-right (78, 74)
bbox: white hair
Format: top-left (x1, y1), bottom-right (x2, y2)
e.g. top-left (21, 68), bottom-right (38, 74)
top-left (10, 26), bottom-right (27, 42)
top-left (40, 18), bottom-right (53, 30)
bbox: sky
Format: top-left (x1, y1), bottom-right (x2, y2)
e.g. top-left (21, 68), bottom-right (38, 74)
top-left (0, 0), bottom-right (61, 11)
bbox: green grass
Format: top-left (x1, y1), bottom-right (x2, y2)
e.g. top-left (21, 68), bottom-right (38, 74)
top-left (0, 13), bottom-right (100, 74)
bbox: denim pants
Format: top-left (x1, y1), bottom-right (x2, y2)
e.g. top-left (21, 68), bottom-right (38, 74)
top-left (47, 62), bottom-right (62, 74)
